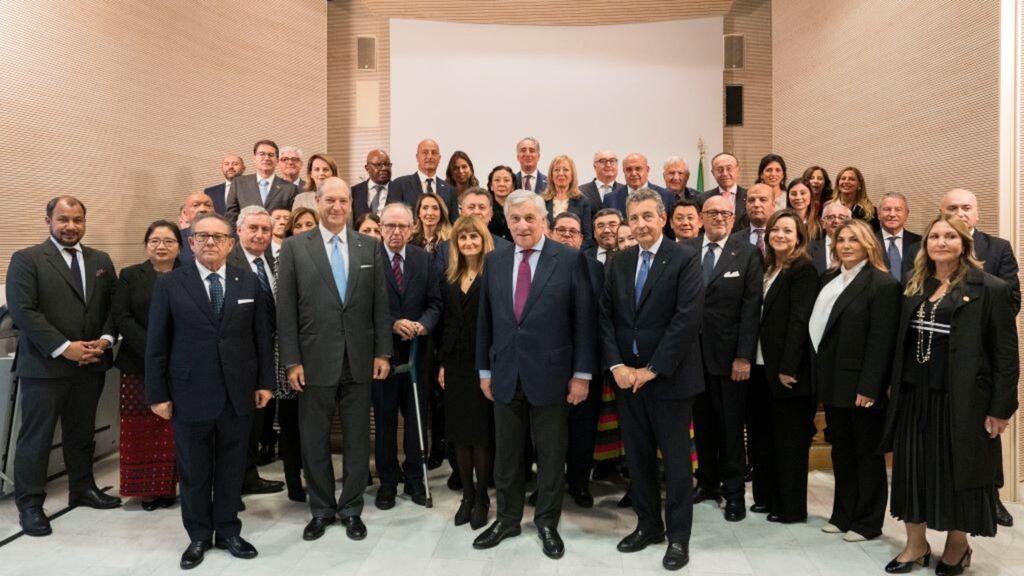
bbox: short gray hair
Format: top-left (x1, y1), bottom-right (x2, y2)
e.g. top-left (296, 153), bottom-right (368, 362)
top-left (625, 187), bottom-right (666, 216)
top-left (505, 189), bottom-right (548, 219)
top-left (280, 145), bottom-right (303, 158)
top-left (663, 156), bottom-right (689, 170)
top-left (516, 137), bottom-right (540, 153)
top-left (237, 205), bottom-right (271, 230)
top-left (380, 202), bottom-right (414, 222)
top-left (880, 191), bottom-right (909, 207)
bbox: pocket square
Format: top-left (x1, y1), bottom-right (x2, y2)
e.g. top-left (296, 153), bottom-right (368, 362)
top-left (360, 264), bottom-right (373, 268)
top-left (237, 298), bottom-right (255, 304)
top-left (723, 271), bottom-right (740, 278)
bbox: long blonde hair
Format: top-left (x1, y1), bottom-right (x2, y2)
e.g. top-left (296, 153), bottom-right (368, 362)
top-left (411, 193), bottom-right (452, 243)
top-left (829, 219), bottom-right (887, 272)
top-left (904, 214), bottom-right (983, 296)
top-left (831, 166), bottom-right (876, 222)
top-left (446, 215), bottom-right (494, 284)
top-left (541, 155), bottom-right (582, 201)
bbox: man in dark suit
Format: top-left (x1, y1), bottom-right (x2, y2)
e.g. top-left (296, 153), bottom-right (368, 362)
top-left (178, 192), bottom-right (216, 264)
top-left (585, 208), bottom-right (624, 264)
top-left (388, 139), bottom-right (459, 218)
top-left (810, 201), bottom-right (852, 275)
top-left (669, 199), bottom-right (702, 241)
top-left (373, 203), bottom-right (442, 509)
top-left (145, 212), bottom-right (274, 569)
top-left (729, 183), bottom-right (775, 259)
top-left (277, 146), bottom-right (306, 192)
top-left (473, 191), bottom-right (595, 559)
top-left (599, 188), bottom-right (704, 570)
top-left (579, 150), bottom-right (626, 216)
top-left (941, 187), bottom-right (1021, 527)
top-left (225, 140), bottom-right (299, 226)
top-left (513, 137), bottom-right (547, 194)
top-left (687, 195), bottom-right (762, 522)
top-left (604, 154), bottom-right (675, 239)
top-left (5, 196), bottom-right (121, 536)
top-left (697, 153), bottom-right (747, 233)
top-left (434, 188), bottom-right (512, 276)
top-left (351, 149), bottom-right (393, 223)
top-left (663, 157), bottom-right (699, 202)
top-left (204, 154), bottom-right (245, 215)
top-left (875, 192), bottom-right (921, 283)
top-left (276, 177), bottom-right (394, 542)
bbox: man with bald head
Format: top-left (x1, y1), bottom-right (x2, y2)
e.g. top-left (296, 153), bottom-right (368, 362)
top-left (352, 149), bottom-right (394, 223)
top-left (809, 201), bottom-right (852, 274)
top-left (514, 137), bottom-right (547, 194)
top-left (390, 139), bottom-right (459, 219)
top-left (698, 153), bottom-right (747, 232)
top-left (730, 183), bottom-right (775, 258)
top-left (663, 157), bottom-right (698, 202)
top-left (204, 154), bottom-right (245, 215)
top-left (180, 192), bottom-right (216, 263)
top-left (579, 150), bottom-right (627, 215)
top-left (603, 153), bottom-right (675, 238)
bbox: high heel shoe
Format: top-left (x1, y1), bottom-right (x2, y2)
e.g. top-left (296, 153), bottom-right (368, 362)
top-left (934, 547), bottom-right (971, 576)
top-left (884, 545), bottom-right (931, 573)
top-left (454, 500), bottom-right (473, 526)
top-left (470, 498), bottom-right (489, 530)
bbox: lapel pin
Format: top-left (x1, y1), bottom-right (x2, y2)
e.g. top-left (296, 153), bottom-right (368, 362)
top-left (962, 296), bottom-right (969, 302)
top-left (235, 276), bottom-right (239, 282)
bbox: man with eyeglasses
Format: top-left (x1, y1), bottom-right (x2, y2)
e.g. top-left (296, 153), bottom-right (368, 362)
top-left (698, 153), bottom-right (747, 233)
top-left (372, 203), bottom-right (442, 510)
top-left (685, 194), bottom-right (762, 522)
top-left (277, 146), bottom-right (305, 191)
top-left (579, 150), bottom-right (626, 215)
top-left (586, 208), bottom-right (624, 265)
top-left (810, 201), bottom-right (852, 274)
top-left (178, 192), bottom-right (215, 263)
top-left (225, 139), bottom-right (299, 227)
top-left (352, 149), bottom-right (394, 223)
top-left (204, 154), bottom-right (245, 215)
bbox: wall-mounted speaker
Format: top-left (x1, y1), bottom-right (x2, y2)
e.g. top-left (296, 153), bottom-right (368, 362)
top-left (724, 34), bottom-right (744, 71)
top-left (725, 85), bottom-right (743, 126)
top-left (357, 36), bottom-right (376, 71)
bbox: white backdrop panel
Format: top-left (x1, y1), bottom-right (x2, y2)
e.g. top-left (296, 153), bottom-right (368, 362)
top-left (389, 18), bottom-right (723, 186)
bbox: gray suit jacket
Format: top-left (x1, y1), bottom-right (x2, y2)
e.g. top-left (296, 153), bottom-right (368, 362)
top-left (225, 173), bottom-right (298, 225)
top-left (5, 239), bottom-right (117, 378)
top-left (276, 227), bottom-right (393, 385)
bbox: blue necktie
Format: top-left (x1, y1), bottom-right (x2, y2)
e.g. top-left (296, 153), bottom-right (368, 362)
top-left (259, 179), bottom-right (270, 205)
top-left (702, 243), bottom-right (717, 286)
top-left (330, 235), bottom-right (348, 303)
top-left (632, 250), bottom-right (651, 355)
top-left (208, 273), bottom-right (224, 317)
top-left (887, 237), bottom-right (902, 282)
top-left (254, 256), bottom-right (274, 304)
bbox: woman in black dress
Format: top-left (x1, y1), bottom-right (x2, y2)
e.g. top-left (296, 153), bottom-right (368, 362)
top-left (882, 214), bottom-right (1018, 575)
top-left (438, 215), bottom-right (495, 529)
top-left (486, 165), bottom-right (515, 243)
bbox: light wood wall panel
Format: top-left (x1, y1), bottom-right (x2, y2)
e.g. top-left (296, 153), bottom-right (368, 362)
top-left (0, 0), bottom-right (327, 283)
top-left (722, 0), bottom-right (772, 188)
top-left (1017, 0), bottom-right (1024, 483)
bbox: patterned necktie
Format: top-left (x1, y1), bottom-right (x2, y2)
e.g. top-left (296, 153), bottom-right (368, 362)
top-left (392, 252), bottom-right (404, 291)
top-left (754, 228), bottom-right (765, 257)
top-left (330, 235), bottom-right (348, 303)
top-left (702, 243), bottom-right (718, 286)
top-left (370, 184), bottom-right (384, 215)
top-left (208, 273), bottom-right (224, 317)
top-left (259, 179), bottom-right (270, 205)
top-left (524, 174), bottom-right (533, 191)
top-left (253, 256), bottom-right (274, 303)
top-left (65, 247), bottom-right (84, 300)
top-left (633, 250), bottom-right (652, 354)
top-left (425, 178), bottom-right (434, 195)
top-left (888, 237), bottom-right (902, 281)
top-left (513, 249), bottom-right (533, 322)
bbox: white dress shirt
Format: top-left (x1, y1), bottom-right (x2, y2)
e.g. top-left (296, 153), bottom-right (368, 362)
top-left (194, 260), bottom-right (228, 301)
top-left (881, 228), bottom-right (904, 258)
top-left (634, 235), bottom-right (664, 284)
top-left (595, 179), bottom-right (616, 202)
top-left (718, 184), bottom-right (738, 211)
top-left (384, 245), bottom-right (407, 276)
top-left (241, 247), bottom-right (276, 299)
top-left (596, 247), bottom-right (611, 264)
top-left (701, 235), bottom-right (724, 269)
top-left (48, 237), bottom-right (114, 357)
top-left (755, 269), bottom-right (781, 365)
top-left (824, 236), bottom-right (834, 269)
top-left (319, 224), bottom-right (350, 278)
top-left (368, 179), bottom-right (389, 211)
top-left (809, 260), bottom-right (867, 351)
top-left (417, 171), bottom-right (438, 193)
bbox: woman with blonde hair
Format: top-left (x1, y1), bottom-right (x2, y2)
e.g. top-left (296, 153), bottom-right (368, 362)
top-left (831, 166), bottom-right (879, 231)
top-left (542, 155), bottom-right (593, 248)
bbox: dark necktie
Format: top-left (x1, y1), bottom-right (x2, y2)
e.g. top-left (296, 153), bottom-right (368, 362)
top-left (514, 249), bottom-right (533, 322)
top-left (425, 178), bottom-right (434, 195)
top-left (253, 256), bottom-right (274, 303)
top-left (370, 184), bottom-right (384, 215)
top-left (524, 174), bottom-right (533, 191)
top-left (754, 228), bottom-right (765, 257)
top-left (888, 237), bottom-right (902, 281)
top-left (208, 273), bottom-right (224, 317)
top-left (633, 250), bottom-right (652, 354)
top-left (65, 247), bottom-right (84, 300)
top-left (702, 243), bottom-right (718, 286)
top-left (392, 252), bottom-right (404, 291)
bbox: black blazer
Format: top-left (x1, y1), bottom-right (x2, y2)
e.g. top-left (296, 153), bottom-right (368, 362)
top-left (758, 258), bottom-right (819, 397)
top-left (144, 262), bottom-right (274, 422)
top-left (973, 229), bottom-right (1021, 313)
top-left (812, 265), bottom-right (900, 408)
top-left (514, 171), bottom-right (548, 195)
top-left (875, 229), bottom-right (921, 281)
top-left (351, 180), bottom-right (395, 224)
top-left (579, 180), bottom-right (626, 215)
top-left (698, 186), bottom-right (748, 233)
top-left (809, 237), bottom-right (829, 276)
top-left (440, 278), bottom-right (480, 363)
top-left (5, 239), bottom-right (117, 379)
top-left (599, 238), bottom-right (705, 400)
top-left (686, 234), bottom-right (762, 377)
top-left (204, 182), bottom-right (228, 215)
top-left (380, 243), bottom-right (443, 366)
top-left (113, 259), bottom-right (180, 375)
top-left (389, 173), bottom-right (459, 221)
top-left (882, 268), bottom-right (1019, 490)
top-left (546, 196), bottom-right (594, 250)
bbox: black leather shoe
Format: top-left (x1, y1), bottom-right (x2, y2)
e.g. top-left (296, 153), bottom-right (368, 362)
top-left (141, 499), bottom-right (161, 512)
top-left (376, 485), bottom-right (397, 510)
top-left (616, 527), bottom-right (666, 552)
top-left (568, 484), bottom-right (594, 508)
top-left (692, 486), bottom-right (722, 504)
top-left (288, 487), bottom-right (307, 503)
top-left (617, 492), bottom-right (633, 508)
top-left (302, 516), bottom-right (335, 541)
top-left (472, 521), bottom-right (522, 549)
top-left (766, 513), bottom-right (782, 523)
top-left (179, 540), bottom-right (212, 570)
top-left (454, 500), bottom-right (473, 526)
top-left (884, 545), bottom-right (931, 574)
top-left (340, 515), bottom-right (367, 540)
top-left (527, 490), bottom-right (537, 506)
top-left (996, 500), bottom-right (1014, 527)
top-left (663, 542), bottom-right (689, 571)
top-left (18, 507), bottom-right (52, 537)
top-left (470, 500), bottom-right (489, 530)
top-left (724, 499), bottom-right (746, 522)
top-left (538, 526), bottom-right (564, 559)
top-left (934, 547), bottom-right (971, 576)
top-left (214, 535), bottom-right (258, 559)
top-left (405, 484), bottom-right (428, 506)
top-left (69, 487), bottom-right (122, 509)
top-left (240, 477), bottom-right (284, 495)
top-left (749, 503), bottom-right (769, 513)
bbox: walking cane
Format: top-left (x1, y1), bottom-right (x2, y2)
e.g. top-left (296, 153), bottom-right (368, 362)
top-left (393, 338), bottom-right (433, 508)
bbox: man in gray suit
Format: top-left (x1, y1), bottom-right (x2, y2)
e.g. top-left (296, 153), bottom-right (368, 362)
top-left (5, 195), bottom-right (122, 536)
top-left (225, 139), bottom-right (298, 226)
top-left (276, 176), bottom-right (393, 542)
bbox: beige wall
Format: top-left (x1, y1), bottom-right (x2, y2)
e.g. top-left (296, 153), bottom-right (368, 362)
top-left (722, 0), bottom-right (772, 189)
top-left (0, 0), bottom-right (327, 283)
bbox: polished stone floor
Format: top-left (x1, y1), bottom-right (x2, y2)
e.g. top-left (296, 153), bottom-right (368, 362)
top-left (1, 455), bottom-right (1022, 575)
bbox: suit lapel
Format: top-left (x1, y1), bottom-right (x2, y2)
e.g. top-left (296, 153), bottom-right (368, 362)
top-left (82, 248), bottom-right (102, 308)
top-left (264, 176), bottom-right (283, 207)
top-left (344, 229), bottom-right (363, 304)
top-left (708, 238), bottom-right (738, 287)
top-left (951, 270), bottom-right (984, 316)
top-left (823, 268), bottom-right (870, 336)
top-left (637, 240), bottom-right (673, 308)
top-left (519, 242), bottom-right (557, 322)
top-left (305, 231), bottom-right (344, 306)
top-left (219, 267), bottom-right (241, 333)
top-left (762, 268), bottom-right (784, 319)
top-left (42, 240), bottom-right (85, 302)
top-left (972, 230), bottom-right (989, 261)
top-left (382, 246), bottom-right (400, 294)
top-left (181, 264), bottom-right (218, 325)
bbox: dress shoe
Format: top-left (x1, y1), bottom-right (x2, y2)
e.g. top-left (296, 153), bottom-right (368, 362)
top-left (404, 484), bottom-right (428, 506)
top-left (141, 499), bottom-right (161, 512)
top-left (375, 485), bottom-right (397, 510)
top-left (240, 477), bottom-right (284, 495)
top-left (935, 547), bottom-right (971, 576)
top-left (470, 500), bottom-right (489, 530)
top-left (447, 472), bottom-right (462, 491)
top-left (617, 492), bottom-right (633, 508)
top-left (884, 545), bottom-right (930, 574)
top-left (179, 540), bottom-right (212, 570)
top-left (692, 485), bottom-right (722, 504)
top-left (454, 500), bottom-right (474, 526)
top-left (766, 513), bottom-right (805, 524)
top-left (749, 503), bottom-right (769, 514)
top-left (842, 530), bottom-right (867, 542)
top-left (567, 484), bottom-right (594, 508)
top-left (663, 542), bottom-right (689, 571)
top-left (427, 441), bottom-right (446, 470)
top-left (996, 500), bottom-right (1014, 527)
top-left (340, 515), bottom-right (367, 540)
top-left (472, 521), bottom-right (522, 549)
top-left (69, 487), bottom-right (122, 509)
top-left (214, 535), bottom-right (258, 559)
top-left (766, 513), bottom-right (782, 523)
top-left (821, 523), bottom-right (843, 534)
top-left (288, 487), bottom-right (307, 503)
top-left (257, 445), bottom-right (274, 466)
top-left (616, 526), bottom-right (666, 552)
top-left (538, 526), bottom-right (564, 559)
top-left (527, 490), bottom-right (538, 506)
top-left (723, 499), bottom-right (746, 522)
top-left (18, 507), bottom-right (52, 537)
top-left (302, 516), bottom-right (335, 541)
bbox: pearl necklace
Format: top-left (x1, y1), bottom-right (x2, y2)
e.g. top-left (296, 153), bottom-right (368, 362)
top-left (915, 294), bottom-right (945, 364)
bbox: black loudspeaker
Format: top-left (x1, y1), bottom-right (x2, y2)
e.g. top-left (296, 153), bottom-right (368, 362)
top-left (725, 85), bottom-right (743, 126)
top-left (357, 37), bottom-right (376, 71)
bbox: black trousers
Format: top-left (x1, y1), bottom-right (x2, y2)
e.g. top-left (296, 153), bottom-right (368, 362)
top-left (494, 385), bottom-right (567, 529)
top-left (297, 358), bottom-right (370, 520)
top-left (824, 405), bottom-right (887, 538)
top-left (748, 366), bottom-right (815, 522)
top-left (174, 404), bottom-right (251, 542)
top-left (693, 368), bottom-right (748, 501)
top-left (277, 398), bottom-right (302, 491)
top-left (260, 398), bottom-right (277, 448)
top-left (242, 407), bottom-right (266, 487)
top-left (15, 373), bottom-right (104, 511)
top-left (565, 376), bottom-right (602, 490)
top-left (371, 370), bottom-right (428, 491)
top-left (618, 386), bottom-right (695, 544)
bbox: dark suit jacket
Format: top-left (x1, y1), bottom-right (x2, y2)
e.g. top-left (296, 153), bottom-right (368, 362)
top-left (276, 228), bottom-right (393, 385)
top-left (179, 227), bottom-right (195, 264)
top-left (603, 185), bottom-right (676, 239)
top-left (476, 238), bottom-right (595, 406)
top-left (224, 174), bottom-right (298, 225)
top-left (227, 245), bottom-right (276, 277)
top-left (584, 255), bottom-right (605, 377)
top-left (144, 262), bottom-right (274, 422)
top-left (351, 180), bottom-right (395, 224)
top-left (812, 265), bottom-right (900, 408)
top-left (579, 180), bottom-right (626, 216)
top-left (546, 196), bottom-right (594, 250)
top-left (758, 258), bottom-right (819, 398)
top-left (204, 182), bottom-right (228, 215)
top-left (514, 171), bottom-right (548, 195)
top-left (686, 234), bottom-right (762, 377)
top-left (876, 229), bottom-right (921, 281)
top-left (599, 238), bottom-right (705, 400)
top-left (389, 173), bottom-right (459, 221)
top-left (6, 239), bottom-right (117, 379)
top-left (698, 186), bottom-right (748, 233)
top-left (113, 259), bottom-right (180, 375)
top-left (973, 229), bottom-right (1021, 313)
top-left (809, 237), bottom-right (829, 275)
top-left (882, 268), bottom-right (1018, 490)
top-left (380, 243), bottom-right (443, 366)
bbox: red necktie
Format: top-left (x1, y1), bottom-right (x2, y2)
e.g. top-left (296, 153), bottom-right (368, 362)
top-left (392, 252), bottom-right (404, 291)
top-left (524, 174), bottom-right (532, 191)
top-left (514, 249), bottom-right (533, 322)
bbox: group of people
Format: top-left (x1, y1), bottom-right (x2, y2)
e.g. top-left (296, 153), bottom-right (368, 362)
top-left (4, 136), bottom-right (1019, 575)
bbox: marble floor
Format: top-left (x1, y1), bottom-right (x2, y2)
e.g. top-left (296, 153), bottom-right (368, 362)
top-left (1, 456), bottom-right (1023, 575)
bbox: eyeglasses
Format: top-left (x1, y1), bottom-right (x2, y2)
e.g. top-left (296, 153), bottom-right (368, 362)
top-left (279, 156), bottom-right (301, 163)
top-left (381, 223), bottom-right (412, 232)
top-left (594, 222), bottom-right (620, 231)
top-left (147, 238), bottom-right (179, 247)
top-left (822, 215), bottom-right (850, 223)
top-left (255, 151), bottom-right (278, 158)
top-left (554, 227), bottom-right (581, 238)
top-left (702, 210), bottom-right (734, 220)
top-left (192, 233), bottom-right (231, 245)
top-left (367, 162), bottom-right (393, 169)
top-left (594, 158), bottom-right (618, 166)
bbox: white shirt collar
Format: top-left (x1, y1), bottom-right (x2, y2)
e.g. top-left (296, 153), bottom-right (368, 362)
top-left (639, 234), bottom-right (664, 256)
top-left (702, 234), bottom-right (726, 250)
top-left (840, 259), bottom-right (867, 284)
top-left (882, 228), bottom-right (904, 240)
top-left (417, 171), bottom-right (437, 185)
top-left (720, 184), bottom-right (738, 195)
top-left (242, 247), bottom-right (267, 265)
top-left (521, 170), bottom-right (538, 179)
top-left (50, 236), bottom-right (82, 254)
top-left (195, 259), bottom-right (227, 281)
top-left (319, 224), bottom-right (347, 245)
top-left (516, 235), bottom-right (545, 254)
top-left (257, 173), bottom-right (275, 185)
top-left (369, 178), bottom-right (388, 189)
top-left (385, 245), bottom-right (407, 262)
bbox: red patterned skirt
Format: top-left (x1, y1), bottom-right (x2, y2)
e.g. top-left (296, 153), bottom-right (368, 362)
top-left (119, 372), bottom-right (177, 497)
